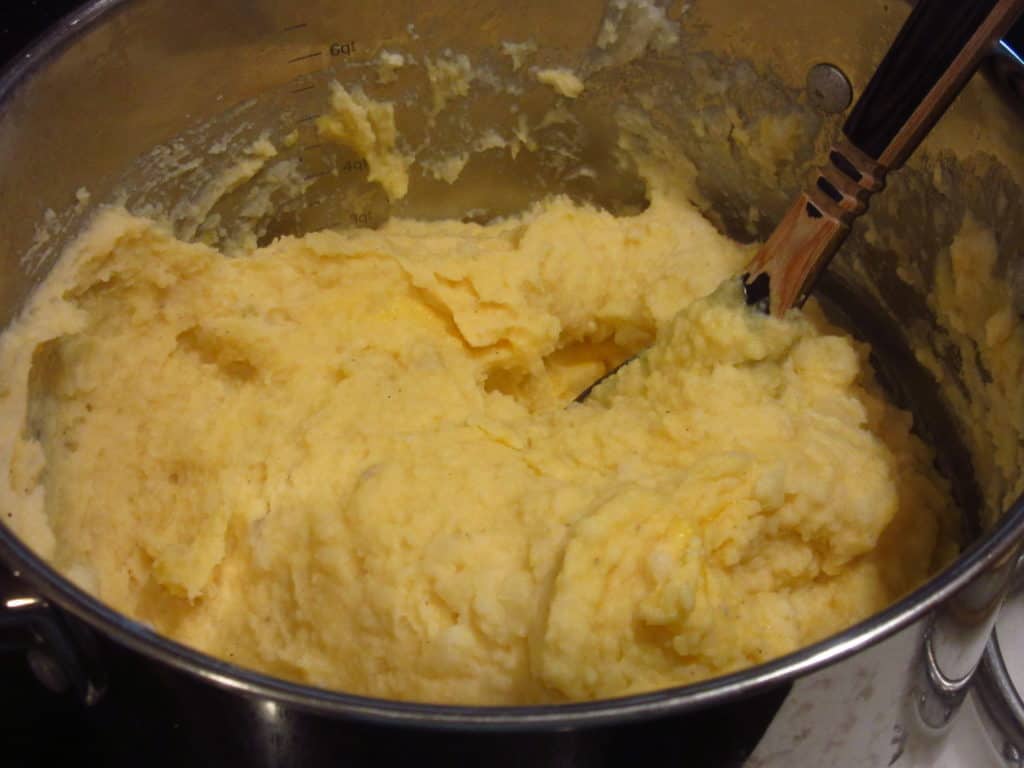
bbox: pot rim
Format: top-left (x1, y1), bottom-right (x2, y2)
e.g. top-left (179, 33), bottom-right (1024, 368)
top-left (1, 0), bottom-right (1023, 732)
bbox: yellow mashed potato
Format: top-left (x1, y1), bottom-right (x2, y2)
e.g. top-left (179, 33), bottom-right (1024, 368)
top-left (0, 186), bottom-right (956, 704)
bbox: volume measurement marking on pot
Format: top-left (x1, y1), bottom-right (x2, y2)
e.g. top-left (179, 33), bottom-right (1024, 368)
top-left (298, 154), bottom-right (370, 182)
top-left (288, 51), bottom-right (323, 64)
top-left (279, 22), bottom-right (361, 181)
top-left (281, 21), bottom-right (356, 54)
top-left (275, 22), bottom-right (379, 229)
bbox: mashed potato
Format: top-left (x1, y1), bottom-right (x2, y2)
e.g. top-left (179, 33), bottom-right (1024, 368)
top-left (0, 182), bottom-right (956, 704)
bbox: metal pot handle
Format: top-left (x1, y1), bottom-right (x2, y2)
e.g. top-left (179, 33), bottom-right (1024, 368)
top-left (914, 544), bottom-right (1020, 732)
top-left (0, 565), bottom-right (106, 704)
top-left (973, 553), bottom-right (1024, 767)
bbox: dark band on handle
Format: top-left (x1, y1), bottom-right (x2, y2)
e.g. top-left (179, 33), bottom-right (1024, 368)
top-left (844, 0), bottom-right (1019, 168)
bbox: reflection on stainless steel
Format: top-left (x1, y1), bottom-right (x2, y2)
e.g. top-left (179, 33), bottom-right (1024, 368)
top-left (259, 699), bottom-right (283, 725)
top-left (0, 567), bottom-right (106, 704)
top-left (974, 558), bottom-right (1024, 767)
top-left (916, 551), bottom-right (1020, 731)
top-left (0, 0), bottom-right (1020, 764)
top-left (254, 698), bottom-right (292, 765)
top-left (977, 635), bottom-right (1024, 766)
top-left (990, 14), bottom-right (1024, 102)
top-left (26, 647), bottom-right (71, 694)
top-left (5, 596), bottom-right (39, 609)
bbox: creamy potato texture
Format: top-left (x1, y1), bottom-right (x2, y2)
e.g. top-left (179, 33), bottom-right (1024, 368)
top-left (0, 184), bottom-right (956, 704)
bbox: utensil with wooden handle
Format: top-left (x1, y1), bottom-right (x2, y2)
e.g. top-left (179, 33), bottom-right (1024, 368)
top-left (744, 0), bottom-right (1024, 316)
top-left (575, 0), bottom-right (1024, 403)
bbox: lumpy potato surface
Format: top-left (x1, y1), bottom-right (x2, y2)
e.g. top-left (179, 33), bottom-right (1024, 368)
top-left (0, 188), bottom-right (955, 703)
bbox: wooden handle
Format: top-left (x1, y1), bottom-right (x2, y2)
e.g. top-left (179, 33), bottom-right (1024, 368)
top-left (746, 0), bottom-right (1024, 316)
top-left (745, 196), bottom-right (848, 315)
top-left (845, 0), bottom-right (1024, 169)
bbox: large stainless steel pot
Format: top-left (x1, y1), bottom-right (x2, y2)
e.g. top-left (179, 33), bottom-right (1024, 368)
top-left (1, 0), bottom-right (1023, 765)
